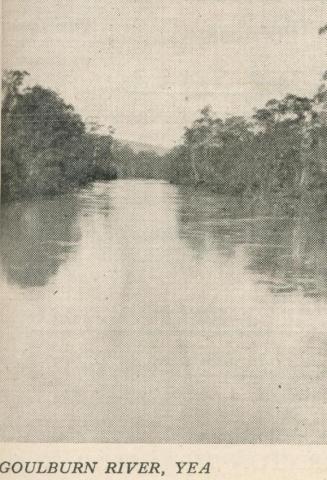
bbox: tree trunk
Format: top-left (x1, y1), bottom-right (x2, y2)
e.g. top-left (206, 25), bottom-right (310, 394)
top-left (190, 148), bottom-right (200, 184)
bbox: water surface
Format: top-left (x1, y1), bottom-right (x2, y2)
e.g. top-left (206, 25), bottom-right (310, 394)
top-left (1, 180), bottom-right (327, 442)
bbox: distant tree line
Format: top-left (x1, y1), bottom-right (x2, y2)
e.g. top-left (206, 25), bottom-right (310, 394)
top-left (1, 71), bottom-right (116, 202)
top-left (111, 142), bottom-right (166, 180)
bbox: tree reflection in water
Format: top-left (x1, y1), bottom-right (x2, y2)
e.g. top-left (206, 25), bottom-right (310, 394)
top-left (0, 194), bottom-right (81, 288)
top-left (176, 187), bottom-right (327, 299)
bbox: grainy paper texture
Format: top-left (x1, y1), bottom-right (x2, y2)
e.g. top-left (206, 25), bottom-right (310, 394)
top-left (1, 0), bottom-right (327, 477)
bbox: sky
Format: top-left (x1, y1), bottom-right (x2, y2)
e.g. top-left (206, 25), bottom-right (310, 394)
top-left (3, 0), bottom-right (327, 146)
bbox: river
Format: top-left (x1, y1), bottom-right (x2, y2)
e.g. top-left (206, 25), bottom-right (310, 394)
top-left (1, 179), bottom-right (327, 443)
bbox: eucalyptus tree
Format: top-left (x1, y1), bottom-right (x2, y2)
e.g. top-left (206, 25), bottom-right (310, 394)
top-left (253, 95), bottom-right (314, 194)
top-left (184, 105), bottom-right (215, 184)
top-left (1, 70), bottom-right (29, 117)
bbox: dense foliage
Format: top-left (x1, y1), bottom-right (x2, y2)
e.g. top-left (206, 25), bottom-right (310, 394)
top-left (162, 28), bottom-right (327, 198)
top-left (1, 71), bottom-right (116, 202)
top-left (163, 93), bottom-right (327, 197)
top-left (112, 142), bottom-right (166, 180)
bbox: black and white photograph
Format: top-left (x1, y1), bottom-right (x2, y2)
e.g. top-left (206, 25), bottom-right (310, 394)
top-left (1, 0), bottom-right (327, 447)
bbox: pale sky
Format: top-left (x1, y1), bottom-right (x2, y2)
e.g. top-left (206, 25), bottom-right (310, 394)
top-left (3, 0), bottom-right (327, 146)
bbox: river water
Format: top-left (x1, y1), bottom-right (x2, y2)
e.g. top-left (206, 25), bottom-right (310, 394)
top-left (1, 179), bottom-right (327, 443)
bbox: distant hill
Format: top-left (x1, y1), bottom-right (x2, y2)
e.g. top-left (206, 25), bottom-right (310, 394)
top-left (113, 139), bottom-right (168, 156)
